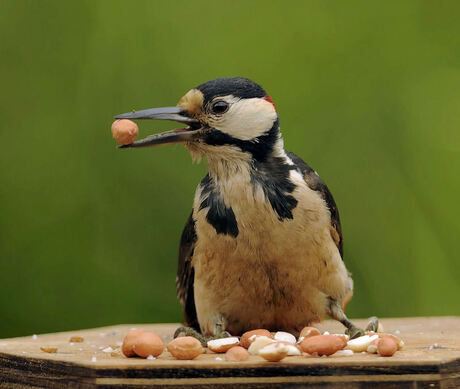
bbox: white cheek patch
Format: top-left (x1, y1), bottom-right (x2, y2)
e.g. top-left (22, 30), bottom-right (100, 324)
top-left (214, 98), bottom-right (277, 140)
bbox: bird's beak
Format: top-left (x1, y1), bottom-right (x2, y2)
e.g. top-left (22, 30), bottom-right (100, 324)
top-left (114, 106), bottom-right (201, 149)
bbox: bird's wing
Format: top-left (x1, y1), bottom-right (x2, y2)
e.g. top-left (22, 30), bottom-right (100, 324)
top-left (176, 212), bottom-right (200, 330)
top-left (286, 151), bottom-right (344, 258)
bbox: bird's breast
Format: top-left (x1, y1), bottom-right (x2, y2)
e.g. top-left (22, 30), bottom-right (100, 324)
top-left (192, 169), bottom-right (332, 275)
top-left (190, 168), bottom-right (350, 334)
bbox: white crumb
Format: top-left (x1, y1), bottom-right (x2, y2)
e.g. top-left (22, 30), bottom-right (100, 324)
top-left (395, 330), bottom-right (401, 335)
top-left (147, 355), bottom-right (156, 360)
top-left (367, 344), bottom-right (378, 354)
top-left (323, 331), bottom-right (330, 335)
top-left (285, 344), bottom-right (301, 356)
top-left (91, 356), bottom-right (97, 362)
top-left (215, 357), bottom-right (223, 361)
top-left (207, 337), bottom-right (239, 350)
top-left (32, 334), bottom-right (38, 340)
top-left (333, 349), bottom-right (354, 357)
top-left (346, 334), bottom-right (379, 352)
top-left (102, 347), bottom-right (114, 353)
top-left (248, 336), bottom-right (275, 355)
top-left (274, 331), bottom-right (296, 344)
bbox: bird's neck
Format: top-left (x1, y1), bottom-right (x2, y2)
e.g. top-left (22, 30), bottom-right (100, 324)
top-left (206, 119), bottom-right (284, 179)
top-left (205, 137), bottom-right (286, 181)
top-left (202, 137), bottom-right (298, 221)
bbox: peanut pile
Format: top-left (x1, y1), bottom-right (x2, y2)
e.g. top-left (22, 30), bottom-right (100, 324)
top-left (121, 325), bottom-right (404, 361)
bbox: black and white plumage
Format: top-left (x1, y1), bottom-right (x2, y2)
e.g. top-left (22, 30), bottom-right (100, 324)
top-left (116, 77), bottom-right (356, 337)
top-left (177, 152), bottom-right (345, 334)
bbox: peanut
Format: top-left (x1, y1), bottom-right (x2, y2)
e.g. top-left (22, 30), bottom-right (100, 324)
top-left (377, 337), bottom-right (397, 357)
top-left (225, 346), bottom-right (250, 361)
top-left (378, 333), bottom-right (404, 350)
top-left (346, 334), bottom-right (379, 353)
top-left (299, 326), bottom-right (321, 339)
top-left (111, 119), bottom-right (139, 145)
top-left (207, 337), bottom-right (239, 353)
top-left (167, 336), bottom-right (203, 360)
top-left (132, 332), bottom-right (164, 358)
top-left (122, 329), bottom-right (145, 357)
top-left (299, 334), bottom-right (345, 356)
top-left (240, 329), bottom-right (272, 349)
top-left (274, 331), bottom-right (296, 344)
top-left (259, 343), bottom-right (289, 362)
top-left (247, 336), bottom-right (275, 355)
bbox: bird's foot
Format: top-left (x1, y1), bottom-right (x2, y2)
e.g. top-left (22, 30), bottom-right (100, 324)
top-left (344, 316), bottom-right (379, 339)
top-left (173, 322), bottom-right (231, 348)
top-left (365, 316), bottom-right (380, 332)
top-left (173, 326), bottom-right (207, 346)
top-left (345, 325), bottom-right (365, 339)
top-left (328, 297), bottom-right (365, 339)
top-left (207, 322), bottom-right (232, 342)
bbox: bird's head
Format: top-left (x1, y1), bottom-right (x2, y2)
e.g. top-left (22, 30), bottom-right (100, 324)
top-left (116, 77), bottom-right (281, 164)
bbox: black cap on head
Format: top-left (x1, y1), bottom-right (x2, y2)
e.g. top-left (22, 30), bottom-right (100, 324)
top-left (196, 77), bottom-right (266, 105)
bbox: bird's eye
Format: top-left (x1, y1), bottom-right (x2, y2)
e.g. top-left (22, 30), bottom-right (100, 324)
top-left (211, 100), bottom-right (229, 115)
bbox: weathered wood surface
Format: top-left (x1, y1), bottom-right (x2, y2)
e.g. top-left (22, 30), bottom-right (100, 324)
top-left (0, 317), bottom-right (459, 388)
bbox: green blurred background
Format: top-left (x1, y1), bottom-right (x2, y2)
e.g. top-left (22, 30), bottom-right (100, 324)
top-left (0, 0), bottom-right (459, 338)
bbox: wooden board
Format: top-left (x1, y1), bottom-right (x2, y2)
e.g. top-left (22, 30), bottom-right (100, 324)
top-left (0, 317), bottom-right (459, 388)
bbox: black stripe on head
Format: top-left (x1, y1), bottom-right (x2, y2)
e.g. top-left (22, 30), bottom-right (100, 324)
top-left (199, 175), bottom-right (239, 237)
top-left (203, 118), bottom-right (280, 163)
top-left (196, 77), bottom-right (266, 105)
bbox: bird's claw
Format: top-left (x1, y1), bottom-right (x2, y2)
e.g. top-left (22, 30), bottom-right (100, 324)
top-left (173, 326), bottom-right (208, 347)
top-left (365, 316), bottom-right (379, 332)
top-left (344, 316), bottom-right (379, 339)
top-left (345, 326), bottom-right (365, 339)
top-left (207, 330), bottom-right (232, 342)
top-left (173, 324), bottom-right (231, 348)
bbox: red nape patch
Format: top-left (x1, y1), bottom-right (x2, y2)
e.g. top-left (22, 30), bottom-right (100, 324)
top-left (264, 95), bottom-right (277, 111)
